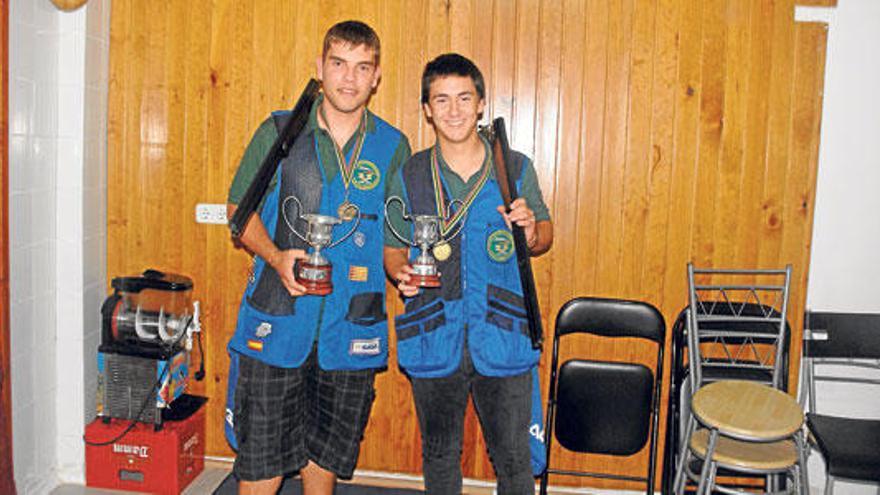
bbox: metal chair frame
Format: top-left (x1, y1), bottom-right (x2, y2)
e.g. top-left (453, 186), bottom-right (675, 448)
top-left (800, 311), bottom-right (880, 495)
top-left (539, 297), bottom-right (665, 495)
top-left (674, 263), bottom-right (796, 494)
top-left (687, 264), bottom-right (793, 391)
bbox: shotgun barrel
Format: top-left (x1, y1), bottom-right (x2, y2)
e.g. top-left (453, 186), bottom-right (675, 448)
top-left (229, 79), bottom-right (321, 237)
top-left (488, 117), bottom-right (544, 350)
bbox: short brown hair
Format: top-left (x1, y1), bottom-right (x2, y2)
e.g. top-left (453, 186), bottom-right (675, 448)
top-left (322, 20), bottom-right (381, 65)
top-left (421, 53), bottom-right (485, 104)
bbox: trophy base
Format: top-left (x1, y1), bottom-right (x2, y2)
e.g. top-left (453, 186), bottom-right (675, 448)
top-left (410, 273), bottom-right (441, 288)
top-left (295, 262), bottom-right (333, 296)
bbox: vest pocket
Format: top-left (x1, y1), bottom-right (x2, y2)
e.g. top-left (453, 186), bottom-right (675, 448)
top-left (345, 292), bottom-right (386, 326)
top-left (395, 300), bottom-right (446, 341)
top-left (472, 284), bottom-right (539, 374)
top-left (485, 285), bottom-right (528, 335)
top-left (394, 300), bottom-right (457, 374)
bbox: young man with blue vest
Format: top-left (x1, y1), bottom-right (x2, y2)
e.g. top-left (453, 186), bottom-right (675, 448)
top-left (225, 21), bottom-right (410, 495)
top-left (384, 53), bottom-right (553, 494)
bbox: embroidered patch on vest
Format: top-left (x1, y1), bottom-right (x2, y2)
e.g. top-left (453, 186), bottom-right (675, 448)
top-left (349, 338), bottom-right (381, 356)
top-left (255, 322), bottom-right (272, 338)
top-left (353, 231), bottom-right (366, 248)
top-left (487, 229), bottom-right (515, 263)
top-left (351, 160), bottom-right (381, 191)
top-left (349, 265), bottom-right (368, 282)
top-left (246, 339), bottom-right (264, 352)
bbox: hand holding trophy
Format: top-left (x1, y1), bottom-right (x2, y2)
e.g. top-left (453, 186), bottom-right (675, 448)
top-left (385, 196), bottom-right (464, 288)
top-left (282, 195), bottom-right (360, 295)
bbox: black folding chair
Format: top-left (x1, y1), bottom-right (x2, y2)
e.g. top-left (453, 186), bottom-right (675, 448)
top-left (801, 311), bottom-right (880, 494)
top-left (539, 297), bottom-right (665, 494)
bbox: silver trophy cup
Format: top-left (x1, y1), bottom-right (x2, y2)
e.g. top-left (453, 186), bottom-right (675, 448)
top-left (385, 195), bottom-right (464, 288)
top-left (283, 196), bottom-right (360, 295)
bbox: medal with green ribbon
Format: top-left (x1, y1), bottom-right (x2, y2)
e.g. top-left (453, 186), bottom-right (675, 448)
top-left (319, 102), bottom-right (367, 222)
top-left (430, 145), bottom-right (491, 259)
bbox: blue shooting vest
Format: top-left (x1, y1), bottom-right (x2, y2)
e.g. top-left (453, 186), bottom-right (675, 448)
top-left (227, 110), bottom-right (403, 370)
top-left (394, 148), bottom-right (541, 378)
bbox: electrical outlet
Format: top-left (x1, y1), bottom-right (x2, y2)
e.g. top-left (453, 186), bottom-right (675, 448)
top-left (195, 203), bottom-right (228, 224)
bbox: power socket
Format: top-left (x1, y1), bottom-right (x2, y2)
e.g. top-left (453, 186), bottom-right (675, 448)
top-left (195, 203), bottom-right (228, 224)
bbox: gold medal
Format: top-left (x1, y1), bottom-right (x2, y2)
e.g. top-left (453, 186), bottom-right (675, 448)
top-left (433, 241), bottom-right (452, 261)
top-left (337, 201), bottom-right (358, 222)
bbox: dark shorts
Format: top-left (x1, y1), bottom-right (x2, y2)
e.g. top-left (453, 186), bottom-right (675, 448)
top-left (232, 349), bottom-right (376, 481)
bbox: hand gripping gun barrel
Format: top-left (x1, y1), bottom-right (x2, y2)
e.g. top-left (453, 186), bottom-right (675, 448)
top-left (481, 118), bottom-right (543, 350)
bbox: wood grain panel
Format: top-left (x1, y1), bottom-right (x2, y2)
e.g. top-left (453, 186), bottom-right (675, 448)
top-left (0, 0), bottom-right (15, 492)
top-left (106, 0), bottom-right (831, 489)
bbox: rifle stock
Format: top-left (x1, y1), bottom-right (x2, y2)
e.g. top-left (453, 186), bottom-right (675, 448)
top-left (229, 79), bottom-right (321, 237)
top-left (488, 117), bottom-right (544, 350)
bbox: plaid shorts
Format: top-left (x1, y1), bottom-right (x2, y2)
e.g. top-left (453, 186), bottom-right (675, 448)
top-left (232, 349), bottom-right (376, 481)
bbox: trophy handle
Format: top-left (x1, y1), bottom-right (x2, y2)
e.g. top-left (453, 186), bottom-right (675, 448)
top-left (384, 195), bottom-right (417, 247)
top-left (281, 195), bottom-right (309, 243)
top-left (327, 204), bottom-right (361, 249)
top-left (443, 198), bottom-right (467, 241)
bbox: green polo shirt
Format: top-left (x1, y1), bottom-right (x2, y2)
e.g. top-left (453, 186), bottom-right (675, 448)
top-left (228, 95), bottom-right (411, 205)
top-left (385, 136), bottom-right (550, 248)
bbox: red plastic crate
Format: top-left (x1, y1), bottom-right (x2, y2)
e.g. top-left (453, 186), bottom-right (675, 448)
top-left (85, 401), bottom-right (204, 494)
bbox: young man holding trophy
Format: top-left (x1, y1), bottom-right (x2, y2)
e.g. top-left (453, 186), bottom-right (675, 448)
top-left (225, 21), bottom-right (410, 495)
top-left (384, 54), bottom-right (553, 494)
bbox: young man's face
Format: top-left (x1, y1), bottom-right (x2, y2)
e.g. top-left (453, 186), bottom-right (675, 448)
top-left (423, 75), bottom-right (485, 145)
top-left (316, 41), bottom-right (380, 114)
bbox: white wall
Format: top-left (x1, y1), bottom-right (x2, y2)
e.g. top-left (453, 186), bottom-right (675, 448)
top-left (8, 0), bottom-right (109, 492)
top-left (806, 0), bottom-right (880, 315)
top-left (800, 0), bottom-right (880, 493)
top-left (9, 1), bottom-right (59, 490)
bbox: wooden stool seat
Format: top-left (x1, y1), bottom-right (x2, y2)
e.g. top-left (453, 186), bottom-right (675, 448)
top-left (691, 380), bottom-right (803, 441)
top-left (689, 429), bottom-right (799, 471)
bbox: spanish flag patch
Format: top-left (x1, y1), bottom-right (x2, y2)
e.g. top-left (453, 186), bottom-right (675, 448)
top-left (246, 339), bottom-right (263, 352)
top-left (348, 265), bottom-right (368, 282)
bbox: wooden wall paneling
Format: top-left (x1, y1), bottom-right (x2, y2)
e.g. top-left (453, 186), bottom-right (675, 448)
top-left (642, 0), bottom-right (679, 483)
top-left (550, 0), bottom-right (586, 330)
top-left (205, 0), bottom-right (241, 457)
top-left (511, 0), bottom-right (539, 159)
top-left (736, 0), bottom-right (774, 269)
top-left (619, 0), bottom-right (655, 301)
top-left (597, 0), bottom-right (633, 297)
top-left (572, 0), bottom-right (608, 297)
top-left (758, 0), bottom-right (795, 271)
top-left (782, 21), bottom-right (828, 387)
top-left (470, 0), bottom-right (493, 126)
top-left (111, 0), bottom-right (141, 276)
top-left (180, 1), bottom-right (212, 407)
top-left (714, 0), bottom-right (750, 268)
top-left (489, 0), bottom-right (516, 125)
top-left (643, 0), bottom-right (677, 322)
top-left (759, 0), bottom-right (799, 390)
top-left (105, 0), bottom-right (832, 487)
top-left (691, 0), bottom-right (726, 270)
top-left (659, 0), bottom-right (701, 326)
top-left (0, 0), bottom-right (14, 491)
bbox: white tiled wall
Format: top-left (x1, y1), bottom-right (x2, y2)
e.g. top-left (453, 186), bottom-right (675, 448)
top-left (801, 0), bottom-right (880, 493)
top-left (8, 0), bottom-right (109, 492)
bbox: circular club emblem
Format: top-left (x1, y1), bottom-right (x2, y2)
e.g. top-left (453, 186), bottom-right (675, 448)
top-left (352, 160), bottom-right (381, 191)
top-left (486, 229), bottom-right (515, 263)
